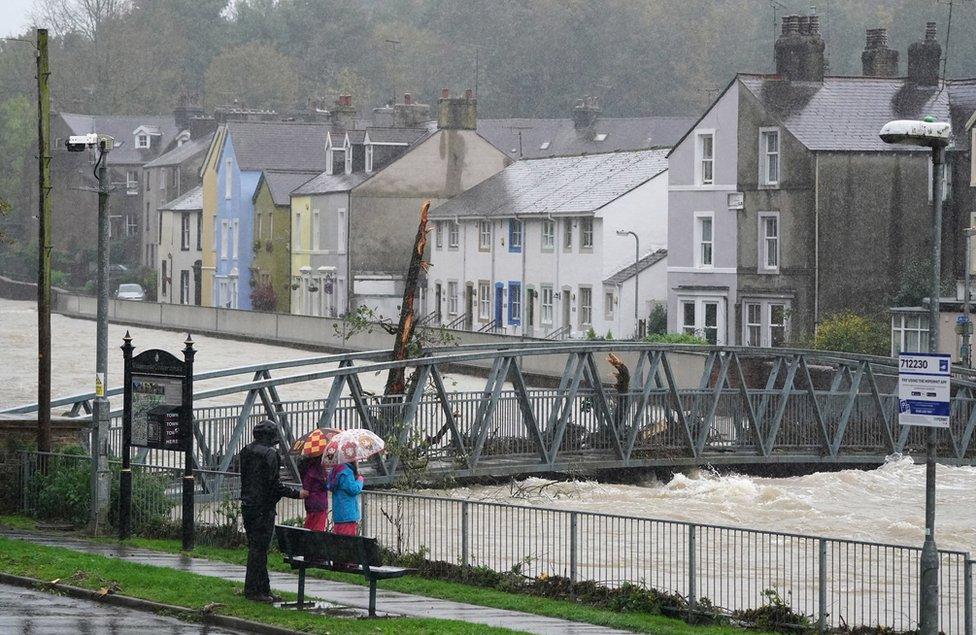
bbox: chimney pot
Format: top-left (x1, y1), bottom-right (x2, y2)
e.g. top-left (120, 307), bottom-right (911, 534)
top-left (464, 88), bottom-right (473, 99)
top-left (925, 21), bottom-right (937, 41)
top-left (809, 15), bottom-right (820, 35)
top-left (441, 88), bottom-right (450, 99)
top-left (798, 15), bottom-right (810, 36)
top-left (908, 22), bottom-right (941, 86)
top-left (403, 92), bottom-right (412, 105)
top-left (862, 27), bottom-right (898, 77)
top-left (775, 14), bottom-right (825, 82)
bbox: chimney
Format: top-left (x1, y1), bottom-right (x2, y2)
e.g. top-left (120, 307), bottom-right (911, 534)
top-left (393, 92), bottom-right (431, 128)
top-left (774, 14), bottom-right (826, 82)
top-left (907, 22), bottom-right (941, 87)
top-left (173, 92), bottom-right (205, 133)
top-left (572, 96), bottom-right (601, 131)
top-left (437, 88), bottom-right (477, 130)
top-left (189, 115), bottom-right (217, 140)
top-left (862, 28), bottom-right (899, 77)
top-left (330, 94), bottom-right (357, 131)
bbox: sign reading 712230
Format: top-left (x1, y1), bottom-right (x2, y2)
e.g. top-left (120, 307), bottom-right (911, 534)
top-left (897, 352), bottom-right (951, 428)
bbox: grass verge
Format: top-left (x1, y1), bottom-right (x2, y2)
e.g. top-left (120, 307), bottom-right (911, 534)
top-left (0, 534), bottom-right (516, 634)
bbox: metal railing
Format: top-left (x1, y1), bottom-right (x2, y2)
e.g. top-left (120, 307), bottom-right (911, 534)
top-left (16, 451), bottom-right (974, 633)
top-left (544, 325), bottom-right (571, 340)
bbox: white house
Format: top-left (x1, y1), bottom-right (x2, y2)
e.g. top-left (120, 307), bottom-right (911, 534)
top-left (426, 150), bottom-right (670, 339)
top-left (156, 185), bottom-right (203, 305)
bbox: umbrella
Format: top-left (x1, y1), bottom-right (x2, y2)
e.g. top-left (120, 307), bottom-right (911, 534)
top-left (321, 428), bottom-right (385, 465)
top-left (289, 427), bottom-right (340, 457)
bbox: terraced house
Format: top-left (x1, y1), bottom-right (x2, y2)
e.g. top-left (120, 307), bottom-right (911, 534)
top-left (667, 17), bottom-right (976, 346)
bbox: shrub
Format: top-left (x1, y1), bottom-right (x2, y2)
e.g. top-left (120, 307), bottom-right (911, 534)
top-left (250, 282), bottom-right (278, 312)
top-left (647, 303), bottom-right (667, 335)
top-left (644, 332), bottom-right (707, 345)
top-left (732, 589), bottom-right (812, 632)
top-left (25, 449), bottom-right (91, 526)
top-left (812, 312), bottom-right (890, 357)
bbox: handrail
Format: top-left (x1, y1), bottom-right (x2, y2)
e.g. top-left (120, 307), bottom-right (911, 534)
top-left (478, 319), bottom-right (501, 333)
top-left (444, 313), bottom-right (468, 330)
top-left (544, 325), bottom-right (571, 340)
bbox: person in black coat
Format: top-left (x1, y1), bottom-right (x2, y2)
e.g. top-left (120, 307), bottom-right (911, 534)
top-left (239, 420), bottom-right (307, 602)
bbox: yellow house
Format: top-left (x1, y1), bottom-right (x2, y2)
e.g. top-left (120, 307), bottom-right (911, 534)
top-left (198, 125), bottom-right (226, 306)
top-left (251, 171), bottom-right (317, 313)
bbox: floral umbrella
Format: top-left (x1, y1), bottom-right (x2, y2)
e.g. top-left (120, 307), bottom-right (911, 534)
top-left (289, 427), bottom-right (340, 457)
top-left (320, 428), bottom-right (385, 465)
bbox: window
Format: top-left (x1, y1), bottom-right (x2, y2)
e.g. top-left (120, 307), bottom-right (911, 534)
top-left (745, 303), bottom-right (762, 346)
top-left (161, 260), bottom-right (168, 295)
top-left (604, 291), bottom-right (614, 320)
top-left (196, 214), bottom-right (201, 251)
top-left (344, 142), bottom-right (352, 174)
top-left (580, 217), bottom-right (593, 249)
top-left (769, 304), bottom-right (786, 347)
top-left (448, 221), bottom-right (459, 249)
top-left (579, 287), bottom-right (592, 326)
top-left (136, 133), bottom-right (150, 149)
top-left (540, 285), bottom-right (553, 325)
top-left (759, 212), bottom-right (779, 271)
top-left (478, 220), bottom-right (491, 251)
top-left (695, 213), bottom-right (714, 268)
top-left (126, 170), bottom-right (139, 195)
top-left (563, 219), bottom-right (573, 251)
top-left (180, 270), bottom-right (190, 305)
top-left (508, 282), bottom-right (521, 325)
top-left (508, 219), bottom-right (522, 252)
top-left (760, 128), bottom-right (780, 186)
top-left (159, 167), bottom-right (166, 190)
top-left (312, 210), bottom-right (320, 250)
top-left (224, 159), bottom-right (232, 199)
top-left (180, 213), bottom-right (190, 251)
top-left (542, 220), bottom-right (555, 251)
top-left (680, 297), bottom-right (724, 345)
top-left (220, 220), bottom-right (228, 259)
top-left (125, 215), bottom-right (137, 236)
top-left (145, 202), bottom-right (150, 233)
top-left (337, 208), bottom-right (346, 253)
top-left (257, 213), bottom-right (263, 241)
top-left (435, 222), bottom-right (443, 249)
top-left (742, 299), bottom-right (789, 347)
top-left (447, 281), bottom-right (458, 316)
top-left (478, 281), bottom-right (491, 320)
top-left (696, 131), bottom-right (714, 185)
top-left (145, 170), bottom-right (150, 193)
top-left (365, 144), bottom-right (374, 172)
top-left (294, 212), bottom-right (302, 251)
top-left (232, 219), bottom-right (239, 259)
top-left (157, 205), bottom-right (162, 238)
top-left (892, 313), bottom-right (930, 355)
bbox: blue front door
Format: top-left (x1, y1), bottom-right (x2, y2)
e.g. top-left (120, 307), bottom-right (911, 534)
top-left (494, 283), bottom-right (504, 324)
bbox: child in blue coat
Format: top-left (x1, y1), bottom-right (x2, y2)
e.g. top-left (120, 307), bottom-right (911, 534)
top-left (327, 461), bottom-right (363, 535)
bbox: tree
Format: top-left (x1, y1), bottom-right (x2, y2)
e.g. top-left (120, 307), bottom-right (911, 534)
top-left (813, 312), bottom-right (891, 357)
top-left (204, 42), bottom-right (300, 109)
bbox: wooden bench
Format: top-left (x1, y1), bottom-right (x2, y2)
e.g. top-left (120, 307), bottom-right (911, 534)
top-left (274, 524), bottom-right (412, 616)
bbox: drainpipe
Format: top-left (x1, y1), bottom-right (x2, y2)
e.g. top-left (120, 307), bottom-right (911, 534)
top-left (814, 153), bottom-right (820, 328)
top-left (517, 213), bottom-right (526, 337)
top-left (488, 216), bottom-right (496, 324)
top-left (458, 215), bottom-right (466, 323)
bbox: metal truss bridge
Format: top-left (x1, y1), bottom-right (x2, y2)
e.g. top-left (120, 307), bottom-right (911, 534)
top-left (8, 343), bottom-right (976, 485)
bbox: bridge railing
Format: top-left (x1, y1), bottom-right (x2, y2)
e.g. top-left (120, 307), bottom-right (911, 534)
top-left (17, 450), bottom-right (972, 633)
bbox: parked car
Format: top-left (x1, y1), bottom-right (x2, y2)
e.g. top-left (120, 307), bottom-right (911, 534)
top-left (115, 283), bottom-right (145, 301)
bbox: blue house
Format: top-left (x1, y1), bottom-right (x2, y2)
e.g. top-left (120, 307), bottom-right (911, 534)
top-left (207, 121), bottom-right (330, 309)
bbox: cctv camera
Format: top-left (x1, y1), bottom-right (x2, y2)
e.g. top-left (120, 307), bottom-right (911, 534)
top-left (65, 133), bottom-right (99, 152)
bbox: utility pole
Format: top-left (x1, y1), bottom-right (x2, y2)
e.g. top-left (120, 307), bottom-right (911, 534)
top-left (36, 28), bottom-right (51, 453)
top-left (385, 39), bottom-right (400, 106)
top-left (91, 137), bottom-right (113, 532)
top-left (616, 230), bottom-right (640, 338)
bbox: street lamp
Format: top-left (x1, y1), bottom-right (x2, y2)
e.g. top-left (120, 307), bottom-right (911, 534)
top-left (616, 230), bottom-right (640, 338)
top-left (66, 132), bottom-right (115, 532)
top-left (879, 116), bottom-right (951, 635)
top-left (961, 227), bottom-right (976, 368)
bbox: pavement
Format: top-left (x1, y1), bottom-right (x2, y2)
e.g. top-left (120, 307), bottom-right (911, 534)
top-left (0, 582), bottom-right (238, 634)
top-left (0, 529), bottom-right (629, 635)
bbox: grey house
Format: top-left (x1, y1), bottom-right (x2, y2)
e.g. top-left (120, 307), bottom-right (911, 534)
top-left (667, 16), bottom-right (975, 346)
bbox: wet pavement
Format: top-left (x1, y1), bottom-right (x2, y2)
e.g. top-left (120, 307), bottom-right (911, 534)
top-left (0, 582), bottom-right (238, 634)
top-left (1, 530), bottom-right (625, 635)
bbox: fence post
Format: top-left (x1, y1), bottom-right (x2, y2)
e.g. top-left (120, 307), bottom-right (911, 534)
top-left (461, 501), bottom-right (470, 577)
top-left (818, 537), bottom-right (828, 634)
top-left (570, 512), bottom-right (578, 589)
top-left (360, 492), bottom-right (368, 537)
top-left (688, 524), bottom-right (697, 616)
top-left (19, 451), bottom-right (29, 514)
top-left (965, 557), bottom-right (972, 635)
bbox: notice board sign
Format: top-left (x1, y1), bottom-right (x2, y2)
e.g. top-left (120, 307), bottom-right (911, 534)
top-left (131, 375), bottom-right (183, 448)
top-left (898, 352), bottom-right (951, 428)
top-left (125, 348), bottom-right (191, 451)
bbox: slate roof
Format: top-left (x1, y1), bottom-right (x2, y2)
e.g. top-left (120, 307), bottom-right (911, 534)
top-left (259, 171), bottom-right (323, 206)
top-left (428, 149), bottom-right (669, 219)
top-left (345, 130), bottom-right (366, 144)
top-left (604, 249), bottom-right (668, 285)
top-left (737, 74), bottom-right (952, 152)
top-left (59, 112), bottom-right (179, 165)
top-left (477, 116), bottom-right (694, 159)
top-left (160, 185), bottom-right (203, 212)
top-left (291, 171), bottom-right (369, 196)
top-left (948, 79), bottom-right (976, 150)
top-left (143, 135), bottom-right (212, 169)
top-left (225, 121), bottom-right (330, 171)
top-left (365, 127), bottom-right (429, 145)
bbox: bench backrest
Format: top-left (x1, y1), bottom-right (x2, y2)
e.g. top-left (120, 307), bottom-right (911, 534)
top-left (275, 525), bottom-right (382, 568)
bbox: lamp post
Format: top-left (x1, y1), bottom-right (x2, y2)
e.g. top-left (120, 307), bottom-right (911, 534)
top-left (65, 132), bottom-right (115, 532)
top-left (616, 230), bottom-right (640, 338)
top-left (962, 227), bottom-right (976, 367)
top-left (880, 116), bottom-right (951, 635)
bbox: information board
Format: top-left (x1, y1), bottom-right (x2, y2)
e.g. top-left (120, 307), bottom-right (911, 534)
top-left (130, 374), bottom-right (183, 448)
top-left (897, 352), bottom-right (951, 428)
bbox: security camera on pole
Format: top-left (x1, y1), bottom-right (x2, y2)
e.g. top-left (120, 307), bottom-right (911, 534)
top-left (879, 116), bottom-right (950, 635)
top-left (66, 132), bottom-right (116, 532)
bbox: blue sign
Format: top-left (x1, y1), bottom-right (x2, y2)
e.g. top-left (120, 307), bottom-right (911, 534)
top-left (898, 352), bottom-right (951, 428)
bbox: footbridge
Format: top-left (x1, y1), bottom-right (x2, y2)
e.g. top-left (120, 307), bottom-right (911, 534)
top-left (8, 343), bottom-right (976, 485)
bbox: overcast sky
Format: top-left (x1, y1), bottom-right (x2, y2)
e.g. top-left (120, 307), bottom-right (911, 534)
top-left (1, 0), bottom-right (33, 38)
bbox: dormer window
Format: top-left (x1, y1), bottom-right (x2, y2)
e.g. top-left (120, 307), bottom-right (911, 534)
top-left (136, 134), bottom-right (150, 149)
top-left (344, 141), bottom-right (352, 175)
